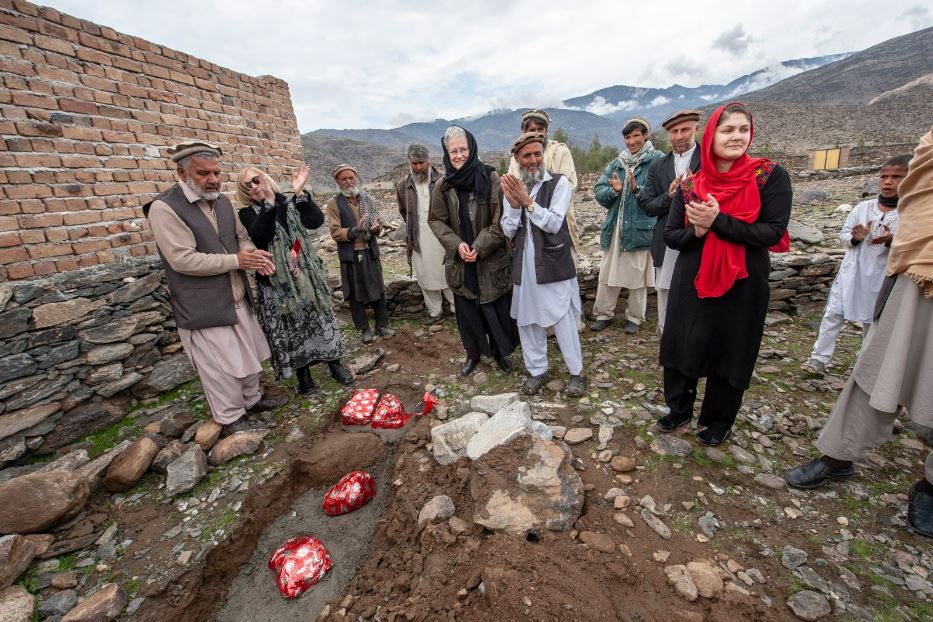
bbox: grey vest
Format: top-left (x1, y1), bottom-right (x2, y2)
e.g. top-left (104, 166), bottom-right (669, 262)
top-left (149, 185), bottom-right (252, 330)
top-left (511, 174), bottom-right (575, 285)
top-left (335, 194), bottom-right (380, 263)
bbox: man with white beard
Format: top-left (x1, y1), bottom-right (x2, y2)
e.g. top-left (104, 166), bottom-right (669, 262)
top-left (146, 141), bottom-right (277, 433)
top-left (501, 133), bottom-right (585, 397)
top-left (326, 164), bottom-right (394, 344)
top-left (396, 143), bottom-right (453, 325)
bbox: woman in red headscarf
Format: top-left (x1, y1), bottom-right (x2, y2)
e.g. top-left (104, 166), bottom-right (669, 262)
top-left (656, 102), bottom-right (792, 446)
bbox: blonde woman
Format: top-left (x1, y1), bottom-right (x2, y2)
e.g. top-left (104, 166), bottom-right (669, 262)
top-left (236, 165), bottom-right (353, 393)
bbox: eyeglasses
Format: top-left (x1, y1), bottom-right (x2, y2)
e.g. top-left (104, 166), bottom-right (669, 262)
top-left (247, 176), bottom-right (262, 188)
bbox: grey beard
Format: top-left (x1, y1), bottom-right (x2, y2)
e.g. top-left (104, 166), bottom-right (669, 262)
top-left (520, 167), bottom-right (544, 186)
top-left (339, 186), bottom-right (359, 198)
top-left (411, 168), bottom-right (429, 184)
top-left (194, 188), bottom-right (220, 201)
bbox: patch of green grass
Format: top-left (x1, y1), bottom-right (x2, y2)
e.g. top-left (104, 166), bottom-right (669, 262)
top-left (908, 602), bottom-right (933, 621)
top-left (719, 453), bottom-right (735, 468)
top-left (849, 538), bottom-right (881, 561)
top-left (691, 452), bottom-right (713, 468)
top-left (839, 493), bottom-right (864, 514)
top-left (24, 453), bottom-right (54, 465)
top-left (80, 416), bottom-right (140, 457)
top-left (866, 571), bottom-right (898, 590)
top-left (787, 571), bottom-right (808, 595)
top-left (201, 507), bottom-right (237, 541)
top-left (125, 472), bottom-right (160, 498)
top-left (184, 466), bottom-right (228, 500)
top-left (129, 384), bottom-right (185, 413)
top-left (123, 577), bottom-right (140, 597)
top-left (866, 479), bottom-right (907, 496)
top-left (15, 566), bottom-right (38, 594)
top-left (56, 554), bottom-right (77, 572)
top-left (670, 516), bottom-right (694, 533)
top-left (730, 528), bottom-right (752, 542)
top-left (869, 610), bottom-right (902, 622)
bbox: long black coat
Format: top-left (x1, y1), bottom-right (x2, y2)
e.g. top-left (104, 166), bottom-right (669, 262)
top-left (659, 165), bottom-right (792, 389)
top-left (640, 148), bottom-right (701, 267)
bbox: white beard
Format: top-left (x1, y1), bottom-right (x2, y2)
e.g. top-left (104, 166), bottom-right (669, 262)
top-left (411, 168), bottom-right (429, 184)
top-left (520, 167), bottom-right (544, 186)
top-left (339, 186), bottom-right (360, 198)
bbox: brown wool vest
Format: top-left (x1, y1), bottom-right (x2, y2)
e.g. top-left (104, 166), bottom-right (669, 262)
top-left (149, 185), bottom-right (252, 330)
top-left (511, 174), bottom-right (576, 285)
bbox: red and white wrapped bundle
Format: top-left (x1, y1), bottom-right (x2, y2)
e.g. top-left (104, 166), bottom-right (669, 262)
top-left (268, 536), bottom-right (333, 599)
top-left (371, 393), bottom-right (412, 429)
top-left (340, 388), bottom-right (380, 426)
top-left (419, 391), bottom-right (439, 416)
top-left (322, 470), bottom-right (376, 516)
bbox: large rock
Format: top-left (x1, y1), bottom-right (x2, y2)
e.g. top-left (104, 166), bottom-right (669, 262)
top-left (562, 428), bottom-right (593, 445)
top-left (94, 372), bottom-right (144, 398)
top-left (78, 317), bottom-right (140, 344)
top-left (0, 353), bottom-right (36, 384)
top-left (75, 440), bottom-right (131, 489)
top-left (686, 561), bottom-right (724, 598)
top-left (61, 582), bottom-right (126, 622)
top-left (650, 435), bottom-right (693, 458)
top-left (208, 429), bottom-right (269, 465)
top-left (38, 401), bottom-right (127, 453)
top-left (665, 565), bottom-right (698, 602)
top-left (466, 406), bottom-right (535, 460)
top-left (0, 471), bottom-right (89, 534)
top-left (102, 436), bottom-right (160, 493)
top-left (165, 445), bottom-right (208, 496)
top-left (107, 272), bottom-right (163, 304)
top-left (194, 420), bottom-right (222, 451)
top-left (418, 495), bottom-right (455, 526)
top-left (85, 343), bottom-right (134, 366)
top-left (0, 402), bottom-right (60, 442)
top-left (0, 585), bottom-right (34, 622)
top-left (132, 355), bottom-right (196, 398)
top-left (786, 590), bottom-right (831, 620)
top-left (469, 393), bottom-right (518, 415)
top-left (38, 589), bottom-right (77, 617)
top-left (471, 434), bottom-right (584, 536)
top-left (157, 409), bottom-right (195, 438)
top-left (0, 535), bottom-right (38, 589)
top-left (347, 348), bottom-right (384, 375)
top-left (431, 412), bottom-right (488, 465)
top-left (32, 298), bottom-right (104, 329)
top-left (788, 219), bottom-right (824, 245)
top-left (0, 308), bottom-right (30, 340)
top-left (150, 440), bottom-right (186, 475)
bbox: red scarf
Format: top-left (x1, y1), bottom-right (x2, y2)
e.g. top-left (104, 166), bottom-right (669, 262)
top-left (690, 103), bottom-right (789, 298)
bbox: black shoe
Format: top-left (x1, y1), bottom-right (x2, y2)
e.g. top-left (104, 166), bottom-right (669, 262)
top-left (623, 320), bottom-right (641, 334)
top-left (590, 319), bottom-right (612, 332)
top-left (496, 355), bottom-right (512, 374)
top-left (460, 358), bottom-right (480, 376)
top-left (696, 426), bottom-right (733, 446)
top-left (361, 328), bottom-right (375, 344)
top-left (908, 481), bottom-right (933, 538)
top-left (522, 373), bottom-right (548, 395)
top-left (246, 393), bottom-right (287, 414)
top-left (377, 326), bottom-right (395, 337)
top-left (327, 361), bottom-right (354, 385)
top-left (221, 415), bottom-right (267, 437)
top-left (566, 375), bottom-right (587, 397)
top-left (296, 366), bottom-right (316, 395)
top-left (423, 314), bottom-right (444, 327)
top-left (656, 412), bottom-right (691, 433)
top-left (786, 458), bottom-right (855, 489)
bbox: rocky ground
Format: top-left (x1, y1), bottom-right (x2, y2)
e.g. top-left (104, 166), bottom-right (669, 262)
top-left (3, 167), bottom-right (931, 622)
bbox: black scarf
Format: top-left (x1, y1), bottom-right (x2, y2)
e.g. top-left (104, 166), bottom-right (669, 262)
top-left (442, 127), bottom-right (493, 295)
top-left (878, 194), bottom-right (899, 208)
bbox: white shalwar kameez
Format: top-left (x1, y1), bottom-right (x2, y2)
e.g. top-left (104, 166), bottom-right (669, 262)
top-left (655, 143), bottom-right (696, 333)
top-left (501, 172), bottom-right (582, 377)
top-left (411, 179), bottom-right (453, 317)
top-left (809, 198), bottom-right (900, 365)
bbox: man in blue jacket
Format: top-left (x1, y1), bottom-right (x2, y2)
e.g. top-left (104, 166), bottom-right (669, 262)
top-left (591, 118), bottom-right (663, 334)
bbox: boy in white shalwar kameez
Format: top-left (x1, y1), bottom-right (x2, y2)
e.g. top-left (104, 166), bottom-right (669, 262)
top-left (803, 155), bottom-right (911, 375)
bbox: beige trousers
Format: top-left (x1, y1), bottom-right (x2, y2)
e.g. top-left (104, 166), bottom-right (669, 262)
top-left (816, 375), bottom-right (933, 482)
top-left (592, 284), bottom-right (647, 325)
top-left (422, 287), bottom-right (454, 318)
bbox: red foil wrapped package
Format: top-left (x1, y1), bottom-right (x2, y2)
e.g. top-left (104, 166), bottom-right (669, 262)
top-left (420, 392), bottom-right (438, 416)
top-left (268, 536), bottom-right (332, 599)
top-left (322, 470), bottom-right (376, 516)
top-left (340, 388), bottom-right (380, 426)
top-left (371, 393), bottom-right (412, 429)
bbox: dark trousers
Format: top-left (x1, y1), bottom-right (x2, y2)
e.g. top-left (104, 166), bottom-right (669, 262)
top-left (349, 297), bottom-right (388, 332)
top-left (663, 367), bottom-right (745, 432)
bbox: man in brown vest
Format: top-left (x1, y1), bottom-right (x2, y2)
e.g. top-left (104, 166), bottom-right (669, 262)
top-left (501, 133), bottom-right (586, 397)
top-left (147, 141), bottom-right (276, 433)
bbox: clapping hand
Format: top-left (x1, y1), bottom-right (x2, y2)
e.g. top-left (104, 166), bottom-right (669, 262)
top-left (851, 221), bottom-right (872, 242)
top-left (292, 165), bottom-right (310, 195)
top-left (501, 173), bottom-right (532, 209)
top-left (869, 224), bottom-right (892, 246)
top-left (609, 171), bottom-right (623, 193)
top-left (237, 249), bottom-right (275, 276)
top-left (685, 193), bottom-right (720, 237)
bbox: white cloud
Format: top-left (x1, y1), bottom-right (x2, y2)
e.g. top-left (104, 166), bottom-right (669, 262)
top-left (581, 96), bottom-right (640, 116)
top-left (649, 96), bottom-right (671, 107)
top-left (40, 0), bottom-right (928, 131)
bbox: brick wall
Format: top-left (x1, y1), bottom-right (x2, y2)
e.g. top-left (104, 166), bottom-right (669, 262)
top-left (0, 0), bottom-right (306, 281)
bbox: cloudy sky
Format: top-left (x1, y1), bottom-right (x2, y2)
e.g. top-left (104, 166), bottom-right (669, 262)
top-left (46, 1), bottom-right (932, 132)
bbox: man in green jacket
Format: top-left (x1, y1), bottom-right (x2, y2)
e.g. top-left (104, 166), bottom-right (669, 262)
top-left (591, 118), bottom-right (663, 334)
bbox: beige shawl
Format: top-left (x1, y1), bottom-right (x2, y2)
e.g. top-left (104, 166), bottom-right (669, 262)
top-left (887, 127), bottom-right (933, 297)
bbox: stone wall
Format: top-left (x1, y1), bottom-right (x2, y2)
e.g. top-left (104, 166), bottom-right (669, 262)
top-left (0, 0), bottom-right (306, 281)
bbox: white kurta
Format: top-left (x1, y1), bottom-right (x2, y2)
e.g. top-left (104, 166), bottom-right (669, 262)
top-left (658, 145), bottom-right (696, 289)
top-left (501, 172), bottom-right (581, 328)
top-left (411, 180), bottom-right (449, 291)
top-left (826, 199), bottom-right (899, 323)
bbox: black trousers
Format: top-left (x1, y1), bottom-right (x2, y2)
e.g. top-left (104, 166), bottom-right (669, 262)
top-left (349, 297), bottom-right (388, 331)
top-left (663, 367), bottom-right (745, 432)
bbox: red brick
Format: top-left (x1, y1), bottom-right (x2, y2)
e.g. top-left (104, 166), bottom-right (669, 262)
top-left (0, 246), bottom-right (29, 264)
top-left (27, 242), bottom-right (73, 259)
top-left (29, 138), bottom-right (56, 152)
top-left (4, 170), bottom-right (31, 183)
top-left (59, 99), bottom-right (99, 115)
top-left (60, 154), bottom-right (101, 168)
top-left (11, 92), bottom-right (58, 109)
top-left (19, 213), bottom-right (63, 228)
top-left (44, 227), bottom-right (68, 242)
top-left (5, 185), bottom-right (51, 199)
top-left (62, 211), bottom-right (100, 225)
top-left (55, 257), bottom-right (78, 272)
top-left (76, 47), bottom-right (111, 65)
top-left (0, 231), bottom-right (21, 247)
top-left (19, 229), bottom-right (44, 244)
top-left (75, 254), bottom-right (98, 268)
top-left (41, 198), bottom-right (69, 212)
top-left (35, 64), bottom-right (79, 83)
top-left (34, 34), bottom-right (75, 56)
top-left (15, 122), bottom-right (63, 137)
top-left (0, 24), bottom-right (32, 44)
top-left (103, 157), bottom-right (137, 168)
top-left (32, 260), bottom-right (56, 276)
top-left (14, 154), bottom-right (61, 167)
top-left (1, 57), bottom-right (36, 76)
top-left (71, 238), bottom-right (109, 253)
top-left (0, 216), bottom-right (17, 231)
top-left (62, 126), bottom-right (103, 140)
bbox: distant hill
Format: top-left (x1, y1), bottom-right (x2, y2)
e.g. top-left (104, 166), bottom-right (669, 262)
top-left (562, 54), bottom-right (852, 129)
top-left (300, 134), bottom-right (404, 189)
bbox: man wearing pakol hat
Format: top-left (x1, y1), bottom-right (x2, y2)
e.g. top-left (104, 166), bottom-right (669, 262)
top-left (396, 143), bottom-right (453, 325)
top-left (146, 141), bottom-right (276, 434)
top-left (507, 110), bottom-right (581, 252)
top-left (325, 164), bottom-right (394, 344)
top-left (640, 109), bottom-right (702, 334)
top-left (591, 117), bottom-right (664, 334)
top-left (501, 132), bottom-right (586, 397)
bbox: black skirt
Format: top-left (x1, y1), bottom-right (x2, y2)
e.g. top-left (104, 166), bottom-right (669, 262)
top-left (454, 292), bottom-right (517, 360)
top-left (340, 248), bottom-right (385, 303)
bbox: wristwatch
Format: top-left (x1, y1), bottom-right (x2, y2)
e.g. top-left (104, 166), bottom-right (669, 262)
top-left (525, 201), bottom-right (535, 213)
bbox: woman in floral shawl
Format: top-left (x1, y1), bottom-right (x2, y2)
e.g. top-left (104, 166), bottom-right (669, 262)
top-left (657, 102), bottom-right (791, 446)
top-left (237, 165), bottom-right (353, 394)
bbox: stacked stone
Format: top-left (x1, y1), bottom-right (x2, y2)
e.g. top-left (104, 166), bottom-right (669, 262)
top-left (0, 0), bottom-right (306, 281)
top-left (0, 257), bottom-right (196, 468)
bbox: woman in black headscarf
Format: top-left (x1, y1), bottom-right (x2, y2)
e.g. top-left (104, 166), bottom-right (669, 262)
top-left (428, 126), bottom-right (516, 376)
